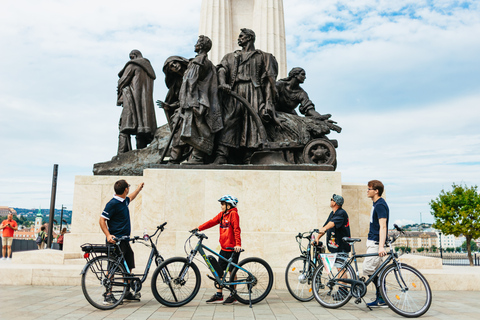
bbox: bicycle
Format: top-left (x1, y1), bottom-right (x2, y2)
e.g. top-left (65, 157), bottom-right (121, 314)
top-left (285, 229), bottom-right (325, 301)
top-left (151, 229), bottom-right (274, 308)
top-left (80, 222), bottom-right (168, 310)
top-left (311, 224), bottom-right (432, 317)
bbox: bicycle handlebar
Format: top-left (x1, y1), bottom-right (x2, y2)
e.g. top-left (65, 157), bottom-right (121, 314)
top-left (225, 247), bottom-right (245, 253)
top-left (112, 221), bottom-right (168, 243)
top-left (190, 229), bottom-right (208, 240)
top-left (296, 229), bottom-right (320, 240)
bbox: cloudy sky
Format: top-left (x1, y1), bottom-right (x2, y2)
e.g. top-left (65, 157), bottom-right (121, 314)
top-left (1, 0), bottom-right (479, 226)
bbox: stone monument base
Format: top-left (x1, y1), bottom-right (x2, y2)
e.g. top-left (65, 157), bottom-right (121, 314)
top-left (65, 168), bottom-right (371, 271)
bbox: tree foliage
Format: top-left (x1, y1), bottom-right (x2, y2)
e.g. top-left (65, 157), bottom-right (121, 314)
top-left (431, 183), bottom-right (480, 265)
top-left (462, 240), bottom-right (479, 252)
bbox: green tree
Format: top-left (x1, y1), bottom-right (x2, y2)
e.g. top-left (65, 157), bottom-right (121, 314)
top-left (405, 247), bottom-right (412, 253)
top-left (431, 183), bottom-right (480, 266)
top-left (430, 245), bottom-right (437, 253)
top-left (462, 240), bottom-right (479, 252)
top-left (416, 247), bottom-right (425, 253)
top-left (446, 247), bottom-right (454, 253)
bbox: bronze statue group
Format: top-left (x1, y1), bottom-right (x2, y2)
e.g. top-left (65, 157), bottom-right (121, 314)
top-left (117, 29), bottom-right (340, 166)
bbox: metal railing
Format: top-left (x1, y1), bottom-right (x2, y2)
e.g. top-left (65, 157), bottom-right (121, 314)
top-left (405, 252), bottom-right (480, 266)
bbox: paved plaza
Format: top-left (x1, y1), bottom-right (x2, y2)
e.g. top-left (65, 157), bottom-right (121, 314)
top-left (1, 286), bottom-right (479, 320)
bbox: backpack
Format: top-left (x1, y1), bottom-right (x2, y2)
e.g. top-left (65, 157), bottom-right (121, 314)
top-left (36, 231), bottom-right (45, 245)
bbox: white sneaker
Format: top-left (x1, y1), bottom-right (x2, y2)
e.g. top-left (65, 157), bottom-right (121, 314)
top-left (1, 257), bottom-right (5, 260)
top-left (6, 257), bottom-right (11, 261)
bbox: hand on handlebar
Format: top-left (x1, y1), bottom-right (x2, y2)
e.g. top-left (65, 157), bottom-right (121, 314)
top-left (107, 235), bottom-right (116, 244)
top-left (378, 246), bottom-right (387, 257)
top-left (234, 246), bottom-right (242, 253)
top-left (313, 232), bottom-right (323, 245)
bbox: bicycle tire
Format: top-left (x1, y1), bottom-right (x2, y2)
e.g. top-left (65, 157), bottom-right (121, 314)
top-left (312, 261), bottom-right (355, 308)
top-left (81, 256), bottom-right (127, 310)
top-left (285, 256), bottom-right (316, 301)
top-left (230, 257), bottom-right (273, 305)
top-left (151, 257), bottom-right (201, 307)
top-left (380, 263), bottom-right (432, 318)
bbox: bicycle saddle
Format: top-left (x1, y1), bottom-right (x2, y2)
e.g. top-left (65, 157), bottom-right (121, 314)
top-left (342, 237), bottom-right (361, 243)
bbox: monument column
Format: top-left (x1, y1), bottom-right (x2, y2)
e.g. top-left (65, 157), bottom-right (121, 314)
top-left (199, 0), bottom-right (287, 78)
top-left (199, 0), bottom-right (233, 66)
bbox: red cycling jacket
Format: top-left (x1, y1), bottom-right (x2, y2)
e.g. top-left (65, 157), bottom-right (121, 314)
top-left (198, 207), bottom-right (241, 251)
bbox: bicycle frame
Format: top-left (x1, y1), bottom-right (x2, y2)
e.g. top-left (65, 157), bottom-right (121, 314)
top-left (187, 237), bottom-right (253, 288)
top-left (82, 223), bottom-right (167, 286)
top-left (296, 230), bottom-right (322, 279)
top-left (325, 240), bottom-right (401, 291)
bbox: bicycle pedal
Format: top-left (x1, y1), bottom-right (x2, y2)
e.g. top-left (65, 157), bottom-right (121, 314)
top-left (355, 298), bottom-right (361, 304)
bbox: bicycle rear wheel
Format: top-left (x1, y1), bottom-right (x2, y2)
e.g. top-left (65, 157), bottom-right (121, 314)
top-left (285, 256), bottom-right (316, 301)
top-left (230, 257), bottom-right (273, 305)
top-left (151, 257), bottom-right (201, 307)
top-left (81, 256), bottom-right (127, 310)
top-left (380, 263), bottom-right (432, 318)
top-left (312, 262), bottom-right (354, 308)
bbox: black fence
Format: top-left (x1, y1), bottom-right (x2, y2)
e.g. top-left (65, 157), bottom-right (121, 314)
top-left (0, 238), bottom-right (60, 257)
top-left (410, 252), bottom-right (480, 266)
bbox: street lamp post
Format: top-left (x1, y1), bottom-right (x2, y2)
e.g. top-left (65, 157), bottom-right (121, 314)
top-left (439, 232), bottom-right (443, 259)
top-left (59, 205), bottom-right (67, 234)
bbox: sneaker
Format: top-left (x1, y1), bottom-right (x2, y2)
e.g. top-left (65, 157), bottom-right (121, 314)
top-left (223, 294), bottom-right (237, 305)
top-left (333, 288), bottom-right (348, 301)
top-left (124, 291), bottom-right (141, 301)
top-left (366, 297), bottom-right (387, 308)
top-left (1, 257), bottom-right (5, 260)
top-left (103, 293), bottom-right (120, 305)
top-left (206, 293), bottom-right (223, 304)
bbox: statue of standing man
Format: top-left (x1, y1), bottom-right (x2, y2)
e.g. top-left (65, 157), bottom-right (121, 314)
top-left (215, 28), bottom-right (278, 164)
top-left (169, 36), bottom-right (223, 164)
top-left (117, 50), bottom-right (157, 154)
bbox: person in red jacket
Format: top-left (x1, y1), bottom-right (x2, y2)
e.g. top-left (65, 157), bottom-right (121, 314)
top-left (195, 195), bottom-right (241, 304)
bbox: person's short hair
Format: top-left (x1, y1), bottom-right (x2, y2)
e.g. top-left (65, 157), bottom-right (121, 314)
top-left (368, 180), bottom-right (384, 197)
top-left (40, 226), bottom-right (46, 231)
top-left (114, 179), bottom-right (129, 195)
top-left (240, 28), bottom-right (256, 42)
top-left (198, 35), bottom-right (212, 53)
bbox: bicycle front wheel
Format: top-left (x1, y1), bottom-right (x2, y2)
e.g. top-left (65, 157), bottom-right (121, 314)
top-left (285, 256), bottom-right (316, 301)
top-left (312, 262), bottom-right (355, 308)
top-left (151, 257), bottom-right (201, 307)
top-left (81, 256), bottom-right (127, 310)
top-left (380, 263), bottom-right (432, 318)
top-left (231, 257), bottom-right (273, 305)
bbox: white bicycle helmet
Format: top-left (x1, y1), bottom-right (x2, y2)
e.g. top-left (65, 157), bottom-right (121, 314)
top-left (218, 195), bottom-right (238, 207)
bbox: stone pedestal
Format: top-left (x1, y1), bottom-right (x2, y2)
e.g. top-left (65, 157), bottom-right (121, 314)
top-left (199, 0), bottom-right (287, 78)
top-left (65, 168), bottom-right (370, 271)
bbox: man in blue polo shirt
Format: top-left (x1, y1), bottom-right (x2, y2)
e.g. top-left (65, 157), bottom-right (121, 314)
top-left (99, 179), bottom-right (144, 304)
top-left (364, 179), bottom-right (389, 308)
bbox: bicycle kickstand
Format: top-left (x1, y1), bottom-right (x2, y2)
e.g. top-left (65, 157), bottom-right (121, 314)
top-left (248, 284), bottom-right (253, 308)
top-left (362, 297), bottom-right (373, 311)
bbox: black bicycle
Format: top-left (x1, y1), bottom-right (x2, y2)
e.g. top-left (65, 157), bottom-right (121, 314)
top-left (311, 224), bottom-right (432, 318)
top-left (151, 229), bottom-right (274, 308)
top-left (80, 222), bottom-right (168, 310)
top-left (285, 229), bottom-right (325, 301)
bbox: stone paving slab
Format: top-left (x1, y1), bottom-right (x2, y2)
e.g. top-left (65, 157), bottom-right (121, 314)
top-left (1, 286), bottom-right (480, 319)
